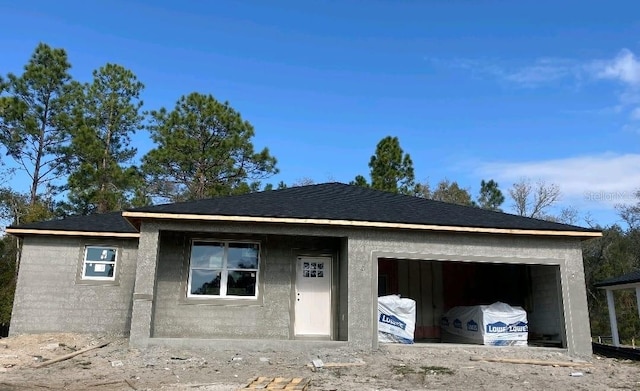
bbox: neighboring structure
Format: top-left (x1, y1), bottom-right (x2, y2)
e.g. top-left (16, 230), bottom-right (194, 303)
top-left (7, 183), bottom-right (601, 357)
top-left (594, 270), bottom-right (640, 347)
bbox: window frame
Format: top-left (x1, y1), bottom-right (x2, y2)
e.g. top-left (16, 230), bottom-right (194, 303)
top-left (80, 245), bottom-right (118, 282)
top-left (187, 239), bottom-right (261, 300)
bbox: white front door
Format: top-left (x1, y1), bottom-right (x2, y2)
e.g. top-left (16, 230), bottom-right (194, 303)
top-left (294, 256), bottom-right (332, 338)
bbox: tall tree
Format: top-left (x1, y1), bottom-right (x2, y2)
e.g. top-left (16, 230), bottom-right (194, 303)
top-left (412, 181), bottom-right (432, 198)
top-left (363, 136), bottom-right (415, 194)
top-left (263, 181), bottom-right (288, 191)
top-left (0, 43), bottom-right (73, 205)
top-left (476, 179), bottom-right (505, 211)
top-left (0, 188), bottom-right (53, 228)
top-left (61, 64), bottom-right (144, 214)
top-left (350, 175), bottom-right (369, 187)
top-left (431, 179), bottom-right (473, 206)
top-left (617, 190), bottom-right (640, 229)
top-left (509, 178), bottom-right (560, 219)
top-left (0, 235), bottom-right (18, 328)
top-left (583, 225), bottom-right (640, 343)
top-left (142, 92), bottom-right (278, 202)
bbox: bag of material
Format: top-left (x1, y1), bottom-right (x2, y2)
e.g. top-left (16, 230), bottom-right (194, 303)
top-left (378, 295), bottom-right (416, 344)
top-left (440, 301), bottom-right (528, 346)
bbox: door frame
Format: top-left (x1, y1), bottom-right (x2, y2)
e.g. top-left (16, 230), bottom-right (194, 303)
top-left (291, 252), bottom-right (335, 340)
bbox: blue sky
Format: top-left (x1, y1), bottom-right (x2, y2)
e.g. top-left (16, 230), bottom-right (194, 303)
top-left (1, 0), bottom-right (640, 227)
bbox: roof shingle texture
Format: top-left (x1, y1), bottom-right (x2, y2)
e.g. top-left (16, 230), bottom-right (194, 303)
top-left (129, 182), bottom-right (594, 232)
top-left (11, 183), bottom-right (598, 234)
top-left (10, 211), bottom-right (137, 234)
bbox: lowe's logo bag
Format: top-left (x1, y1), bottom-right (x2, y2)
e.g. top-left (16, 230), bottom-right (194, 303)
top-left (379, 314), bottom-right (406, 330)
top-left (377, 295), bottom-right (416, 344)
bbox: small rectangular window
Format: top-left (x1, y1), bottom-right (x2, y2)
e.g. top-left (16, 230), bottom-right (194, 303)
top-left (188, 240), bottom-right (259, 299)
top-left (82, 246), bottom-right (117, 280)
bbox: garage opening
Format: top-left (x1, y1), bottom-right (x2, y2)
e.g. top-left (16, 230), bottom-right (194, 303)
top-left (378, 258), bottom-right (565, 347)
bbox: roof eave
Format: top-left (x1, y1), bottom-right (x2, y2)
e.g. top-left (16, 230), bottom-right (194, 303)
top-left (5, 228), bottom-right (140, 238)
top-left (121, 211), bottom-right (602, 239)
top-left (596, 281), bottom-right (640, 290)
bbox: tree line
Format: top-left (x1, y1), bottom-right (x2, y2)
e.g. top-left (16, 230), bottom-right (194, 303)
top-left (348, 135), bottom-right (570, 222)
top-left (0, 43), bottom-right (278, 224)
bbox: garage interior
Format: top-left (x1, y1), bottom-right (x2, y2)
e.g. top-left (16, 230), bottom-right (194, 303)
top-left (377, 258), bottom-right (566, 347)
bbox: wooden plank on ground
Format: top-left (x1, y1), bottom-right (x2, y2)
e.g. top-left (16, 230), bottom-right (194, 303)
top-left (35, 342), bottom-right (110, 368)
top-left (470, 356), bottom-right (593, 367)
top-left (284, 378), bottom-right (310, 390)
top-left (267, 378), bottom-right (292, 389)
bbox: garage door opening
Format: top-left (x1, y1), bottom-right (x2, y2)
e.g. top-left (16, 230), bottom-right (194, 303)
top-left (378, 258), bottom-right (566, 348)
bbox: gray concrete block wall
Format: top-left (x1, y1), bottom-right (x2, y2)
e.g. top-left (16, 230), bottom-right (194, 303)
top-left (127, 220), bottom-right (591, 357)
top-left (10, 236), bottom-right (138, 336)
top-left (561, 244), bottom-right (592, 357)
top-left (338, 238), bottom-right (349, 341)
top-left (129, 223), bottom-right (160, 346)
top-left (151, 231), bottom-right (340, 339)
top-left (528, 265), bottom-right (563, 337)
top-left (350, 230), bottom-right (591, 357)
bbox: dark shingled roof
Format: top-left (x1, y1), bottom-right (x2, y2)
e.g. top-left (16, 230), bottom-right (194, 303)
top-left (9, 211), bottom-right (138, 234)
top-left (128, 182), bottom-right (596, 233)
top-left (594, 270), bottom-right (640, 288)
top-left (10, 183), bottom-right (599, 235)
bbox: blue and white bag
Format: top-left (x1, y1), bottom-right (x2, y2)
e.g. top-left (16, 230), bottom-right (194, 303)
top-left (378, 295), bottom-right (416, 344)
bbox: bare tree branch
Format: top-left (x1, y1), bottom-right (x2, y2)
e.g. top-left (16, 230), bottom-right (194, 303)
top-left (509, 178), bottom-right (561, 219)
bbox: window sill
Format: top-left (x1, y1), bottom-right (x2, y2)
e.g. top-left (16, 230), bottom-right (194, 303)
top-left (75, 279), bottom-right (120, 287)
top-left (179, 296), bottom-right (263, 306)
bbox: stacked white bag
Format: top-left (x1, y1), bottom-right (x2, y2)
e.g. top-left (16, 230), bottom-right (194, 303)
top-left (377, 295), bottom-right (416, 344)
top-left (440, 301), bottom-right (528, 346)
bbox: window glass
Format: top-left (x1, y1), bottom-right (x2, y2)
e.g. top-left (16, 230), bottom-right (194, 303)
top-left (227, 243), bottom-right (259, 269)
top-left (227, 270), bottom-right (257, 296)
top-left (190, 269), bottom-right (221, 295)
top-left (82, 246), bottom-right (117, 280)
top-left (86, 247), bottom-right (116, 262)
top-left (190, 242), bottom-right (224, 268)
top-left (84, 262), bottom-right (115, 278)
top-left (188, 240), bottom-right (259, 299)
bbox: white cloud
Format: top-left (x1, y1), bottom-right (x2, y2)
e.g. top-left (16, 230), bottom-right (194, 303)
top-left (503, 59), bottom-right (577, 87)
top-left (431, 49), bottom-right (640, 130)
top-left (476, 153), bottom-right (640, 209)
top-left (432, 49), bottom-right (640, 89)
top-left (593, 49), bottom-right (640, 87)
top-left (428, 57), bottom-right (577, 87)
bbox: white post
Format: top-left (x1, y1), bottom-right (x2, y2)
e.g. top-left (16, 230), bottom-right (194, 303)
top-left (606, 289), bottom-right (620, 347)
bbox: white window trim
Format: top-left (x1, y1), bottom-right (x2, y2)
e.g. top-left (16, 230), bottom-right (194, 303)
top-left (187, 239), bottom-right (260, 300)
top-left (81, 245), bottom-right (118, 281)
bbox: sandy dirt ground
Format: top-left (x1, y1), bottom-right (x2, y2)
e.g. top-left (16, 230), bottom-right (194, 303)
top-left (1, 333), bottom-right (639, 391)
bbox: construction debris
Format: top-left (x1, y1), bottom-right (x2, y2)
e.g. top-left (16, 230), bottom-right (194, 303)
top-left (470, 356), bottom-right (593, 367)
top-left (35, 342), bottom-right (109, 368)
top-left (306, 361), bottom-right (367, 369)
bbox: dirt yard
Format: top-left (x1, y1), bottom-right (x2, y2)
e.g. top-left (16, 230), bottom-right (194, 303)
top-left (1, 333), bottom-right (638, 391)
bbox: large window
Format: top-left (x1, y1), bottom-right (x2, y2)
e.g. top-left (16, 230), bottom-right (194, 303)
top-left (82, 246), bottom-right (117, 280)
top-left (188, 240), bottom-right (260, 299)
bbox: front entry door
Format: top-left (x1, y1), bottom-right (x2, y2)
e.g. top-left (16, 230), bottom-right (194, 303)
top-left (294, 256), bottom-right (332, 338)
